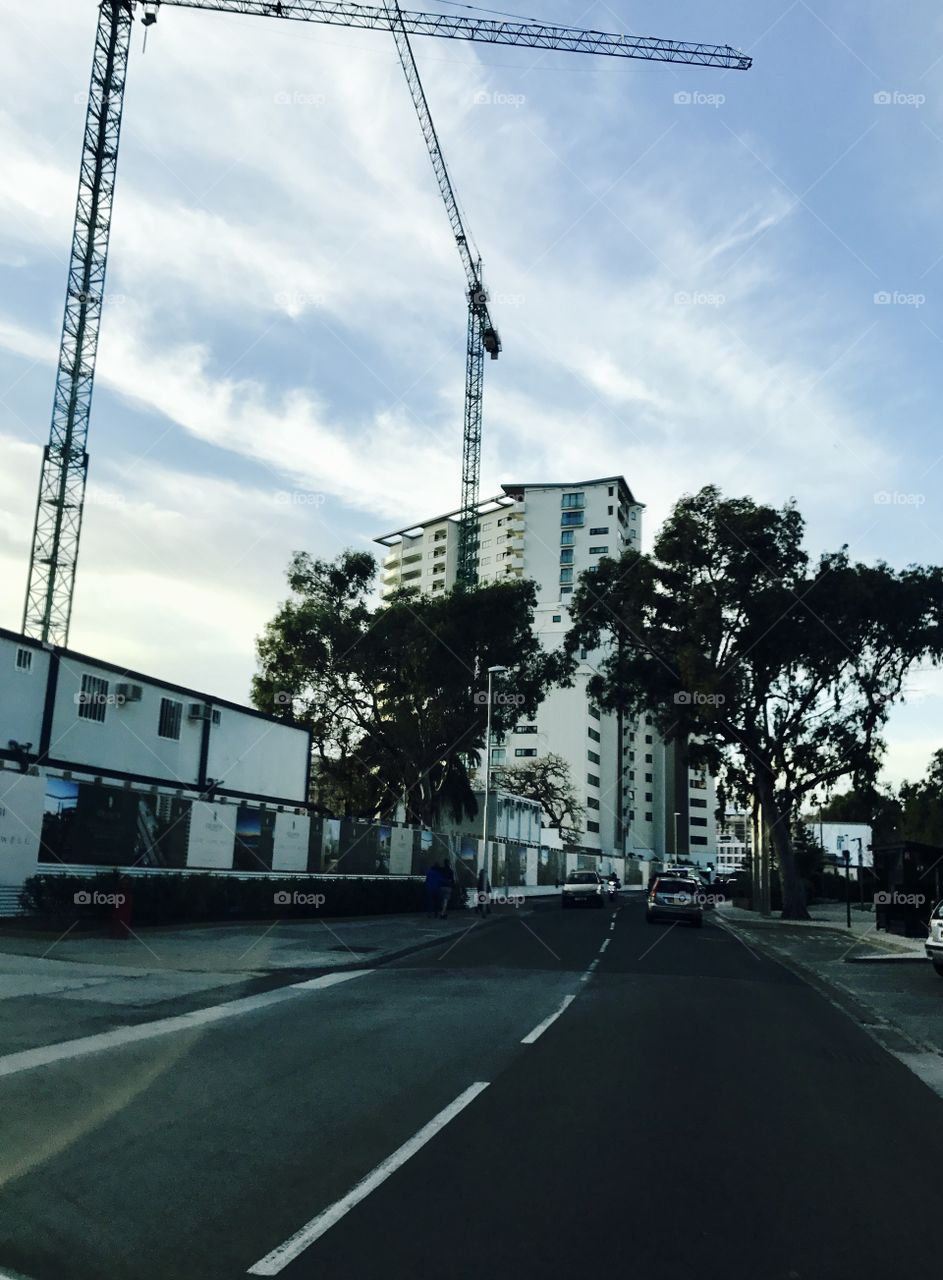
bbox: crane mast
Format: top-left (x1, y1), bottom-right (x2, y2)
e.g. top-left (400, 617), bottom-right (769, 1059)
top-left (386, 1), bottom-right (498, 586)
top-left (23, 0), bottom-right (751, 644)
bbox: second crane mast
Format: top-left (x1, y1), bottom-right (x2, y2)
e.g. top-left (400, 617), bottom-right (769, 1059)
top-left (386, 1), bottom-right (498, 587)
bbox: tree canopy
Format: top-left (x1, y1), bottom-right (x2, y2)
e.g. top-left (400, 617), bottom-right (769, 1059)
top-left (491, 752), bottom-right (584, 845)
top-left (253, 550), bottom-right (562, 826)
top-left (565, 485), bottom-right (943, 918)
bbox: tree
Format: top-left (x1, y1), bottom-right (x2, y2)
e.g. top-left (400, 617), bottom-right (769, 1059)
top-left (565, 485), bottom-right (943, 919)
top-left (253, 551), bottom-right (562, 826)
top-left (808, 786), bottom-right (903, 847)
top-left (491, 753), bottom-right (584, 845)
top-left (898, 750), bottom-right (943, 847)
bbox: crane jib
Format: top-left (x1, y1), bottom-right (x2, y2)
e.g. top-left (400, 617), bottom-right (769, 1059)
top-left (160, 3), bottom-right (752, 70)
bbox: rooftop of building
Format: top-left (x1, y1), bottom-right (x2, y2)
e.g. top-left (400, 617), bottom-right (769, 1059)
top-left (374, 475), bottom-right (641, 546)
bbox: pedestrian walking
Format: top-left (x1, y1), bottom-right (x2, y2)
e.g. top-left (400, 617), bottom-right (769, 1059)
top-left (476, 865), bottom-right (492, 916)
top-left (438, 859), bottom-right (454, 918)
top-left (424, 862), bottom-right (442, 918)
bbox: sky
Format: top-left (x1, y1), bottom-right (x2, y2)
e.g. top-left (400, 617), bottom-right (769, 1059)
top-left (1, 0), bottom-right (942, 790)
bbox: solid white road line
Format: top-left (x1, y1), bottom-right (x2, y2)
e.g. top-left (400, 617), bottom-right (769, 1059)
top-left (521, 994), bottom-right (576, 1044)
top-left (247, 1082), bottom-right (491, 1275)
top-left (0, 970), bottom-right (373, 1081)
top-left (600, 938), bottom-right (611, 953)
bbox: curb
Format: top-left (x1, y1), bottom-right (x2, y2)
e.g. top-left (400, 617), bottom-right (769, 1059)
top-left (303, 907), bottom-right (534, 973)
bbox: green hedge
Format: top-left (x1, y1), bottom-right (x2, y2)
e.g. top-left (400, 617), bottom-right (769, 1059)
top-left (19, 872), bottom-right (427, 926)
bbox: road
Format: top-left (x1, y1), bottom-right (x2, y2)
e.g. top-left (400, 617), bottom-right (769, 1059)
top-left (2, 896), bottom-right (943, 1280)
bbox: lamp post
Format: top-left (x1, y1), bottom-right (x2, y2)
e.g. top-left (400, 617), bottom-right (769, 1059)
top-left (482, 664), bottom-right (508, 897)
top-left (673, 811), bottom-right (680, 860)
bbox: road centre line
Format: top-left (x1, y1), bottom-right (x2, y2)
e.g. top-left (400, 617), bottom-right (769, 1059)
top-left (521, 994), bottom-right (576, 1044)
top-left (247, 1082), bottom-right (491, 1275)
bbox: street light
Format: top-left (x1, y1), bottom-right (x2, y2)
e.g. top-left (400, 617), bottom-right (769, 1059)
top-left (482, 665), bottom-right (508, 896)
top-left (673, 811), bottom-right (681, 860)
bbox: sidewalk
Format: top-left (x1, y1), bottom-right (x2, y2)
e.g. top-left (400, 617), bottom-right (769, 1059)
top-left (715, 900), bottom-right (927, 957)
top-left (0, 906), bottom-right (526, 979)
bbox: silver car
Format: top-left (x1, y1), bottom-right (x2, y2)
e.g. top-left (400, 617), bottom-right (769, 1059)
top-left (646, 875), bottom-right (703, 927)
top-left (561, 870), bottom-right (606, 909)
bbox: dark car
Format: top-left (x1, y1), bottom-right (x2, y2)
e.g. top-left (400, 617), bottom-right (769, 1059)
top-left (646, 875), bottom-right (703, 927)
top-left (561, 870), bottom-right (606, 909)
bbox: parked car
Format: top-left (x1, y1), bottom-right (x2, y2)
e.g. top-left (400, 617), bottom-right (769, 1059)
top-left (561, 870), bottom-right (606, 909)
top-left (925, 899), bottom-right (943, 976)
top-left (646, 875), bottom-right (703, 927)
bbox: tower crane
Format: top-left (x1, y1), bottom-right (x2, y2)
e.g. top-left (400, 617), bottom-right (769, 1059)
top-left (22, 0), bottom-right (751, 645)
top-left (386, 0), bottom-right (499, 586)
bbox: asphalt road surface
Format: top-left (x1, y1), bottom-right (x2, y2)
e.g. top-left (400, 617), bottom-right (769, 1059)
top-left (2, 896), bottom-right (943, 1280)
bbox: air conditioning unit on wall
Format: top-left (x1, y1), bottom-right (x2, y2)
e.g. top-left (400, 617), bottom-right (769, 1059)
top-left (188, 703), bottom-right (221, 725)
top-left (115, 683), bottom-right (143, 703)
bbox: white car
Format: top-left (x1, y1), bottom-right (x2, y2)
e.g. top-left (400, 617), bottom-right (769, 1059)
top-left (925, 900), bottom-right (943, 977)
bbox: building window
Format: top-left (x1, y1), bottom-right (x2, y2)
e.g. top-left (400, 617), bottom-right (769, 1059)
top-left (589, 546), bottom-right (608, 555)
top-left (588, 705), bottom-right (601, 720)
top-left (645, 773), bottom-right (653, 782)
top-left (645, 812), bottom-right (653, 822)
top-left (691, 817), bottom-right (708, 827)
top-left (552, 614), bottom-right (562, 623)
top-left (645, 792), bottom-right (652, 802)
top-left (579, 648), bottom-right (589, 660)
top-left (628, 810), bottom-right (635, 821)
top-left (15, 647), bottom-right (33, 672)
top-left (691, 798), bottom-right (707, 809)
top-left (559, 569), bottom-right (573, 585)
top-left (560, 587), bottom-right (573, 595)
top-left (587, 797), bottom-right (600, 810)
top-left (645, 735), bottom-right (653, 744)
top-left (589, 527), bottom-right (608, 536)
top-left (561, 492), bottom-right (585, 509)
top-left (561, 512), bottom-right (584, 527)
top-left (645, 753), bottom-right (653, 763)
top-left (560, 549), bottom-right (574, 566)
top-left (608, 486), bottom-right (614, 496)
top-left (587, 750), bottom-right (600, 764)
top-left (588, 727), bottom-right (601, 743)
top-left (644, 715), bottom-right (652, 725)
top-left (491, 747), bottom-right (506, 764)
top-left (514, 725), bottom-right (538, 734)
top-left (78, 673), bottom-right (109, 723)
top-left (587, 773), bottom-right (600, 787)
top-left (514, 747), bottom-right (537, 758)
top-left (560, 530), bottom-right (575, 546)
top-left (607, 505), bottom-right (613, 515)
top-left (587, 820), bottom-right (600, 833)
top-left (691, 836), bottom-right (708, 846)
top-left (158, 697), bottom-right (183, 741)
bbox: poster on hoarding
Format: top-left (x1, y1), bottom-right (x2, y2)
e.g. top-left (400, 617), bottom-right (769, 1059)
top-left (39, 778), bottom-right (190, 869)
top-left (233, 806), bottom-right (276, 872)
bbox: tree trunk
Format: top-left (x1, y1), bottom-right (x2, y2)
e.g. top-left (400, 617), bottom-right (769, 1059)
top-left (754, 770), bottom-right (809, 920)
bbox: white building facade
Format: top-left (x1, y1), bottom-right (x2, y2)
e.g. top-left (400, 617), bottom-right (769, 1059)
top-left (0, 627), bottom-right (312, 902)
top-left (376, 476), bottom-right (718, 869)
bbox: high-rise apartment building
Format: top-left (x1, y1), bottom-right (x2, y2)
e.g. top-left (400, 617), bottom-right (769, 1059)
top-left (375, 476), bottom-right (716, 866)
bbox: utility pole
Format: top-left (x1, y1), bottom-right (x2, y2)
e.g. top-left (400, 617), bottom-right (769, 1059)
top-left (481, 664), bottom-right (507, 897)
